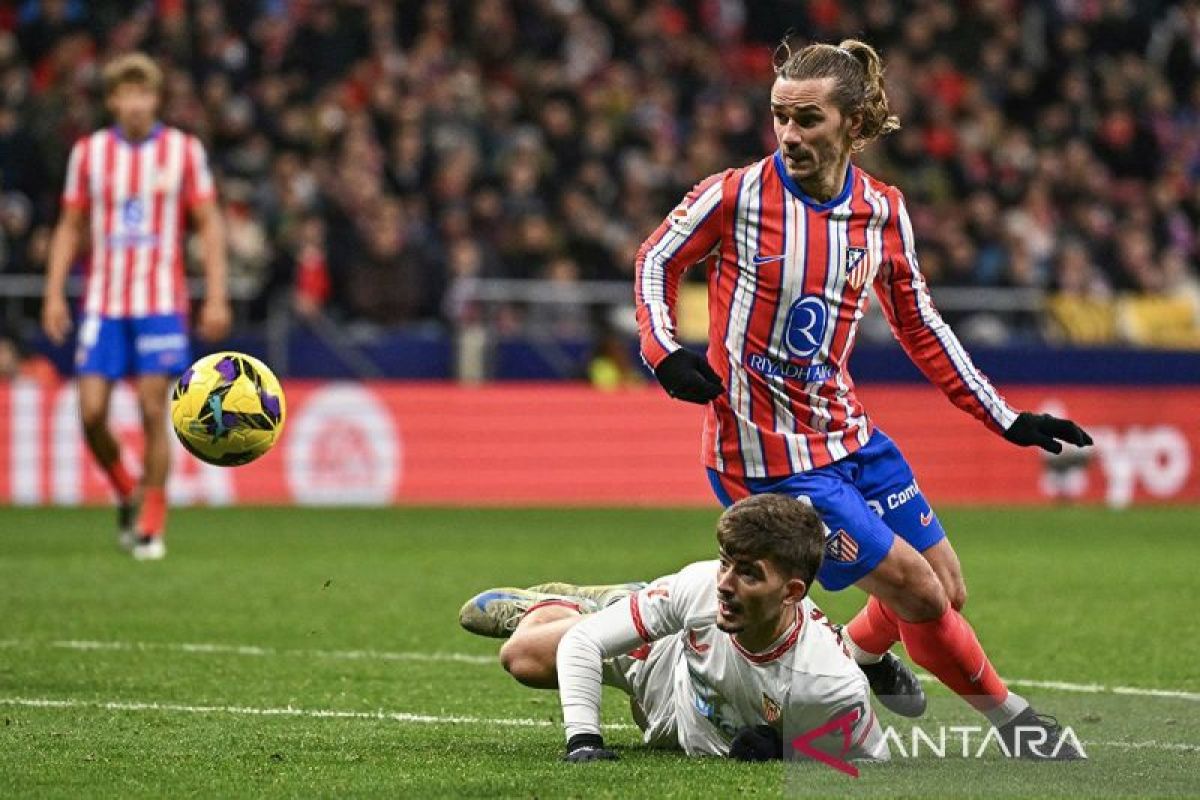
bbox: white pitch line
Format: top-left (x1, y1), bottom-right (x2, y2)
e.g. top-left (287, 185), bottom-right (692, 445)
top-left (0, 696), bottom-right (1194, 754)
top-left (1098, 740), bottom-right (1200, 753)
top-left (47, 638), bottom-right (495, 666)
top-left (10, 638), bottom-right (1200, 703)
top-left (913, 672), bottom-right (1200, 703)
top-left (0, 696), bottom-right (634, 730)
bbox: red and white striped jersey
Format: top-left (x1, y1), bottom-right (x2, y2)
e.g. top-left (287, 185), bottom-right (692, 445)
top-left (61, 124), bottom-right (216, 318)
top-left (635, 152), bottom-right (1017, 478)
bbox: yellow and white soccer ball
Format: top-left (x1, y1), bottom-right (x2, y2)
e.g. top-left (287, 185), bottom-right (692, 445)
top-left (171, 351), bottom-right (286, 466)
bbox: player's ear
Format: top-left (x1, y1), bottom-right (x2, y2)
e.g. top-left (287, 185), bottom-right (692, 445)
top-left (846, 109), bottom-right (863, 140)
top-left (782, 577), bottom-right (808, 606)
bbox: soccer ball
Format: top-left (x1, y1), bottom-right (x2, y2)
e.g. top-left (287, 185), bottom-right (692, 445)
top-left (171, 351), bottom-right (286, 466)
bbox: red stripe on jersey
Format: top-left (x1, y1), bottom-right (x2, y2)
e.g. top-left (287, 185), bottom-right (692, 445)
top-left (717, 471), bottom-right (751, 503)
top-left (629, 592), bottom-right (651, 642)
top-left (742, 164), bottom-right (791, 473)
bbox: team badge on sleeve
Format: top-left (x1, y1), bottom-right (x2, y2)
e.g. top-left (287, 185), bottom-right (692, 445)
top-left (668, 204), bottom-right (699, 234)
top-left (826, 529), bottom-right (860, 562)
top-left (844, 247), bottom-right (871, 290)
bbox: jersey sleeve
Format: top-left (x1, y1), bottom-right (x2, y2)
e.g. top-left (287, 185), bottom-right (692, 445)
top-left (61, 139), bottom-right (90, 212)
top-left (627, 559), bottom-right (717, 641)
top-left (558, 561), bottom-right (717, 740)
top-left (182, 135), bottom-right (216, 208)
top-left (873, 189), bottom-right (1018, 435)
top-left (634, 172), bottom-right (728, 369)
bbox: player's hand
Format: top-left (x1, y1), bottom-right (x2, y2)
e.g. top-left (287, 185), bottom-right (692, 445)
top-left (197, 298), bottom-right (232, 342)
top-left (564, 733), bottom-right (618, 762)
top-left (1004, 412), bottom-right (1093, 455)
top-left (41, 294), bottom-right (72, 345)
top-left (729, 724), bottom-right (783, 762)
top-left (653, 348), bottom-right (724, 404)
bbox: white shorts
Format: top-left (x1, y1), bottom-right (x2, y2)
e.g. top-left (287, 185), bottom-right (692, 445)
top-left (603, 634), bottom-right (685, 749)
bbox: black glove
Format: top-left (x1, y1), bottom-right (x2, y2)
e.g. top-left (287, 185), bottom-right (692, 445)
top-left (729, 725), bottom-right (783, 762)
top-left (1004, 412), bottom-right (1093, 455)
top-left (564, 733), bottom-right (618, 762)
top-left (653, 348), bottom-right (723, 404)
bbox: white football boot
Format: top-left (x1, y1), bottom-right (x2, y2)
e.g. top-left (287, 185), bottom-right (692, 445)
top-left (131, 535), bottom-right (167, 561)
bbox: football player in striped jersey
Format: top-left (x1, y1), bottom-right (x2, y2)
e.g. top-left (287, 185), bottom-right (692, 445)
top-left (42, 53), bottom-right (230, 560)
top-left (634, 38), bottom-right (1090, 759)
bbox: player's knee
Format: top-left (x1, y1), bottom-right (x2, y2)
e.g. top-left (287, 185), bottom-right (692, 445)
top-left (891, 571), bottom-right (949, 622)
top-left (79, 404), bottom-right (108, 434)
top-left (948, 583), bottom-right (967, 612)
top-left (499, 640), bottom-right (554, 688)
top-left (141, 406), bottom-right (168, 431)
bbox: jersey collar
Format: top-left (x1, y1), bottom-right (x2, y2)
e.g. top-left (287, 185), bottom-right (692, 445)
top-left (730, 605), bottom-right (804, 665)
top-left (112, 122), bottom-right (164, 147)
top-left (773, 151), bottom-right (853, 211)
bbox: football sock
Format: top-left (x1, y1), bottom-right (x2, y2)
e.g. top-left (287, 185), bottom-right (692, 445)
top-left (137, 487), bottom-right (167, 536)
top-left (101, 459), bottom-right (137, 500)
top-left (845, 596), bottom-right (900, 662)
top-left (898, 606), bottom-right (1014, 716)
top-left (983, 689), bottom-right (1030, 728)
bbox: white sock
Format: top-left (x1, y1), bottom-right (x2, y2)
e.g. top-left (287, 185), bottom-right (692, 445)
top-left (842, 628), bottom-right (885, 665)
top-left (984, 691), bottom-right (1030, 727)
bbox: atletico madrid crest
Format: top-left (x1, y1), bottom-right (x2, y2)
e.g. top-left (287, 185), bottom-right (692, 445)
top-left (827, 529), bottom-right (860, 562)
top-left (844, 247), bottom-right (870, 289)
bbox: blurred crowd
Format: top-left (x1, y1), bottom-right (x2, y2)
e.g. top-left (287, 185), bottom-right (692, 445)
top-left (1, 0), bottom-right (1199, 349)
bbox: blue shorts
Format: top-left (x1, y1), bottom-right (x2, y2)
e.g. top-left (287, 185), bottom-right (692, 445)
top-left (75, 313), bottom-right (191, 380)
top-left (707, 429), bottom-right (946, 592)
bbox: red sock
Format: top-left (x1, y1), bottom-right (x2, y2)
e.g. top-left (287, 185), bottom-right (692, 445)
top-left (898, 607), bottom-right (1008, 712)
top-left (846, 596), bottom-right (901, 655)
top-left (137, 487), bottom-right (167, 537)
top-left (100, 460), bottom-right (137, 500)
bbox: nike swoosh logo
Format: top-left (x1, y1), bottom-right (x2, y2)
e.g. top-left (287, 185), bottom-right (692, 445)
top-left (920, 510), bottom-right (934, 527)
top-left (752, 253), bottom-right (786, 265)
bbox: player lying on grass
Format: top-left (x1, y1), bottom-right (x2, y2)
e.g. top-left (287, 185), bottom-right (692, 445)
top-left (462, 494), bottom-right (910, 763)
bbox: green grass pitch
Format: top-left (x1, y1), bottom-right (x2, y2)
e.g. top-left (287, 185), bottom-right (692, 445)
top-left (1, 506), bottom-right (1198, 798)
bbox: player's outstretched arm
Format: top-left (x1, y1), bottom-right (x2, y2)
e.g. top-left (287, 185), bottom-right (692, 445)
top-left (557, 599), bottom-right (649, 762)
top-left (1003, 412), bottom-right (1093, 454)
top-left (875, 190), bottom-right (1031, 438)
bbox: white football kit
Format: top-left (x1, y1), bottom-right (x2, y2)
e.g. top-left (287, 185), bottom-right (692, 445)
top-left (557, 560), bottom-right (889, 760)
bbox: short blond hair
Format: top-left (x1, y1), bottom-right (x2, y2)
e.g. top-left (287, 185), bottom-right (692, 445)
top-left (102, 52), bottom-right (163, 96)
